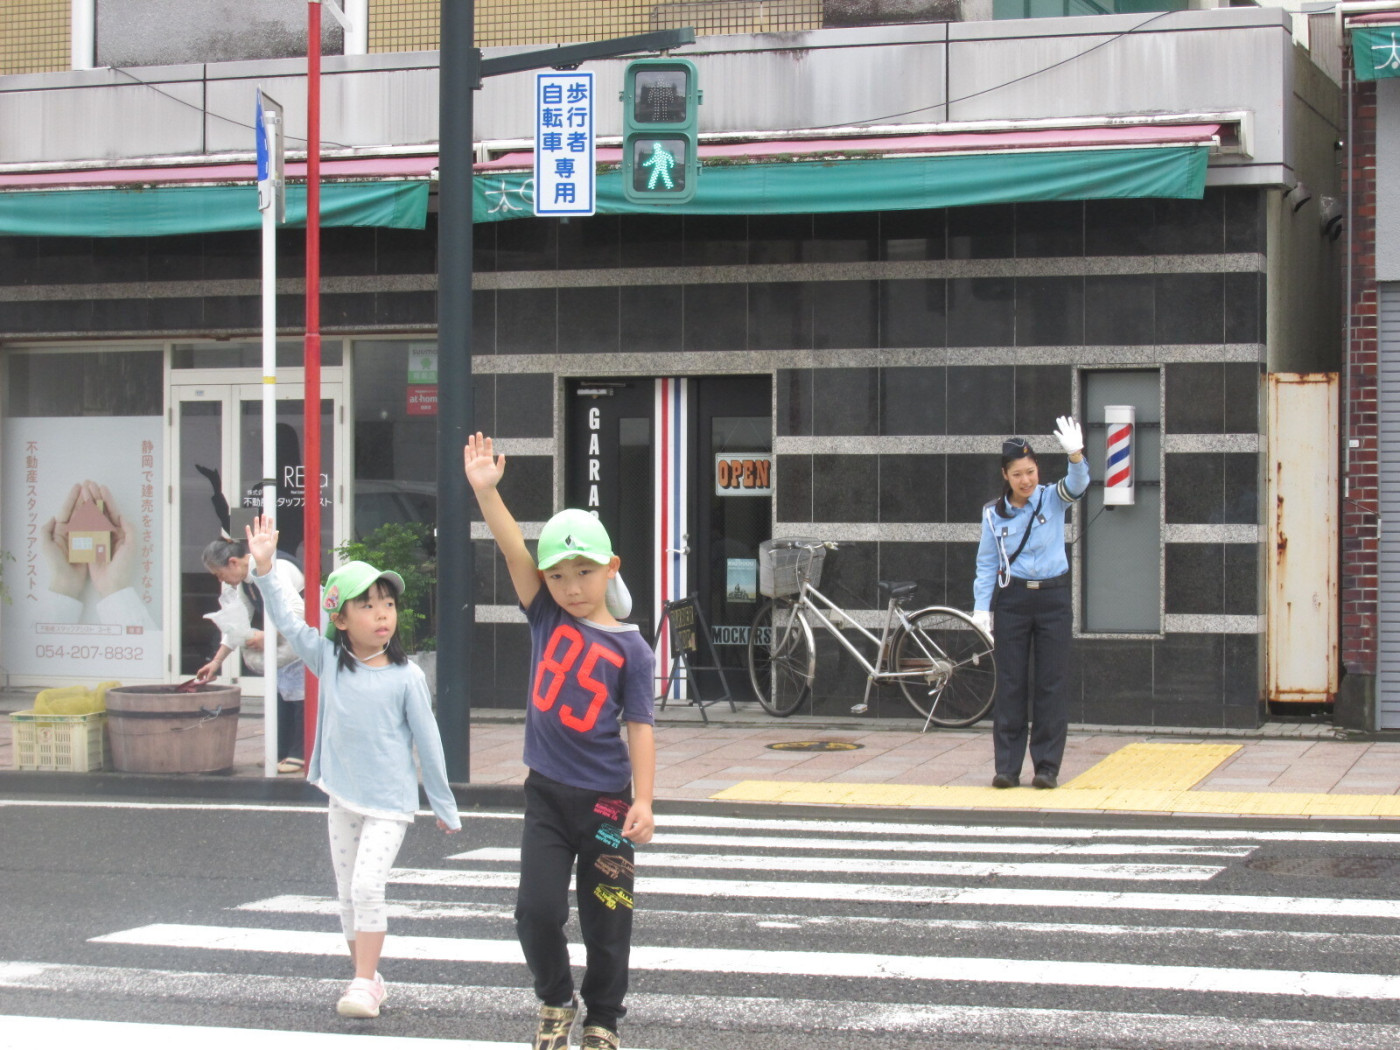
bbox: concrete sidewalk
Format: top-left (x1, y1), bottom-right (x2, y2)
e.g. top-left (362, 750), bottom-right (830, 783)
top-left (5, 685), bottom-right (1400, 818)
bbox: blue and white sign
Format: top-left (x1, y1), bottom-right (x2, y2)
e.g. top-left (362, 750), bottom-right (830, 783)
top-left (534, 71), bottom-right (595, 217)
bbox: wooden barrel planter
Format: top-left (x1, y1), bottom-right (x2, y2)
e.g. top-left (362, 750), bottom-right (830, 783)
top-left (105, 684), bottom-right (241, 774)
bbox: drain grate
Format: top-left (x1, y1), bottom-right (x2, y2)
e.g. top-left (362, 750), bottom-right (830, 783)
top-left (1244, 855), bottom-right (1400, 879)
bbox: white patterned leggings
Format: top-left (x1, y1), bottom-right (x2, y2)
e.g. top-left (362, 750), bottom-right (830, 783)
top-left (326, 797), bottom-right (410, 937)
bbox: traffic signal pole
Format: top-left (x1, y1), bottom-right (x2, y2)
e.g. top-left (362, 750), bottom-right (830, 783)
top-left (436, 8), bottom-right (695, 782)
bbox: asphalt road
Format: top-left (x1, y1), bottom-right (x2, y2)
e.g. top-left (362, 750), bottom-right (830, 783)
top-left (4, 797), bottom-right (1400, 1049)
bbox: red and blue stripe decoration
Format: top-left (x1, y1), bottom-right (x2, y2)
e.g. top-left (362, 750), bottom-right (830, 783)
top-left (1103, 405), bottom-right (1135, 506)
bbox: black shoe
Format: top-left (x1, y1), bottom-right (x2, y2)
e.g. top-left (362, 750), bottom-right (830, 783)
top-left (991, 774), bottom-right (1018, 789)
top-left (1032, 772), bottom-right (1058, 790)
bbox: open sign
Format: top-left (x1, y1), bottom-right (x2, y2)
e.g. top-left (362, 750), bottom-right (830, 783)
top-left (714, 454), bottom-right (772, 496)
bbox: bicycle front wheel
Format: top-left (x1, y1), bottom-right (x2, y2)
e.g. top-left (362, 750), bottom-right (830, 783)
top-left (892, 607), bottom-right (996, 728)
top-left (747, 600), bottom-right (816, 716)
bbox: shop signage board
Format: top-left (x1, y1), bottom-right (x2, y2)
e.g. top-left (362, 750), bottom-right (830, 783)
top-left (406, 347), bottom-right (438, 415)
top-left (1353, 26), bottom-right (1400, 80)
top-left (2, 417), bottom-right (165, 679)
top-left (714, 454), bottom-right (772, 496)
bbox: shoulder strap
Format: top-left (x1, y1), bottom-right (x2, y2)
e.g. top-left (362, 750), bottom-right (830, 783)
top-left (1005, 490), bottom-right (1046, 568)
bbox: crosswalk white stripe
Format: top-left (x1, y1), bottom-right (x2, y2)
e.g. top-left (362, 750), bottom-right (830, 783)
top-left (10, 965), bottom-right (1400, 1049)
top-left (449, 834), bottom-right (1255, 858)
top-left (237, 894), bottom-right (1400, 949)
top-left (0, 1015), bottom-right (576, 1050)
top-left (5, 799), bottom-right (1399, 845)
top-left (455, 846), bottom-right (1225, 881)
top-left (87, 923), bottom-right (1400, 1000)
top-left (386, 866), bottom-right (1400, 918)
top-left (616, 812), bottom-right (1400, 844)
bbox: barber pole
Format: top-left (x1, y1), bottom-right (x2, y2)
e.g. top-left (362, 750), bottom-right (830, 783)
top-left (1103, 405), bottom-right (1135, 506)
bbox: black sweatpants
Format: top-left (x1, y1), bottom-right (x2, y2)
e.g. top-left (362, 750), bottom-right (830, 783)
top-left (516, 770), bottom-right (636, 1032)
top-left (990, 582), bottom-right (1072, 780)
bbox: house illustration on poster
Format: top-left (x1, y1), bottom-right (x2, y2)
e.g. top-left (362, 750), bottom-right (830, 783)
top-left (67, 498), bottom-right (116, 564)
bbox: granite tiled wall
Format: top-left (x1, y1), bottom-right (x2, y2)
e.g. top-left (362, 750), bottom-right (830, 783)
top-left (0, 187), bottom-right (1270, 726)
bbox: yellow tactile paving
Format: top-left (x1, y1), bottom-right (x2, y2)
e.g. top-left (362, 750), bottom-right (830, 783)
top-left (1060, 742), bottom-right (1241, 791)
top-left (708, 778), bottom-right (1400, 818)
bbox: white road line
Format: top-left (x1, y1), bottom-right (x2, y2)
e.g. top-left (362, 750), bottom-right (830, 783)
top-left (86, 923), bottom-right (1400, 1000)
top-left (386, 866), bottom-right (1400, 918)
top-left (452, 834), bottom-right (1255, 857)
top-left (236, 894), bottom-right (1400, 948)
top-left (622, 812), bottom-right (1400, 843)
top-left (0, 1015), bottom-right (572, 1050)
top-left (455, 846), bottom-right (1224, 881)
top-left (9, 966), bottom-right (1400, 1049)
top-left (5, 800), bottom-right (1400, 846)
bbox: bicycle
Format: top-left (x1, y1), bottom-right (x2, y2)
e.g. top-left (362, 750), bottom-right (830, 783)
top-left (745, 539), bottom-right (996, 729)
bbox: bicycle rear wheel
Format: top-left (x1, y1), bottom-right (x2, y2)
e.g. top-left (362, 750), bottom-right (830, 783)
top-left (747, 600), bottom-right (815, 717)
top-left (892, 607), bottom-right (996, 728)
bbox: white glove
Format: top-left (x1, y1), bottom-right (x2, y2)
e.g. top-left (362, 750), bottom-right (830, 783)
top-left (1053, 415), bottom-right (1083, 455)
top-left (971, 609), bottom-right (993, 641)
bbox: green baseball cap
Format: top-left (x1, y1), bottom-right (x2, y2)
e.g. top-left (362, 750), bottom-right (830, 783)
top-left (322, 560), bottom-right (406, 639)
top-left (536, 509), bottom-right (615, 570)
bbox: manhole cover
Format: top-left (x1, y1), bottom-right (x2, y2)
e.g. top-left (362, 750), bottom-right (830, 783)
top-left (766, 740), bottom-right (864, 752)
top-left (1244, 856), bottom-right (1400, 879)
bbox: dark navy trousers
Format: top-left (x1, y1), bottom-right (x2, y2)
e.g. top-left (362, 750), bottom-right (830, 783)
top-left (990, 582), bottom-right (1072, 779)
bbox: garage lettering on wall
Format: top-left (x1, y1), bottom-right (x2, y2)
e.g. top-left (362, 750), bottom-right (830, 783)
top-left (588, 406), bottom-right (601, 508)
top-left (714, 454), bottom-right (772, 497)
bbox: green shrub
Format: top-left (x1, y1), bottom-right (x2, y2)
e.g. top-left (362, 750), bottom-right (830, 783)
top-left (333, 523), bottom-right (436, 651)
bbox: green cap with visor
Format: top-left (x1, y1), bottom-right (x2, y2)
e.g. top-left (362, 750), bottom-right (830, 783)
top-left (322, 560), bottom-right (405, 639)
top-left (536, 508), bottom-right (615, 569)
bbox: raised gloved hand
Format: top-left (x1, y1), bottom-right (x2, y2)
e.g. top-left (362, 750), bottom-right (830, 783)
top-left (971, 609), bottom-right (993, 641)
top-left (1053, 415), bottom-right (1083, 455)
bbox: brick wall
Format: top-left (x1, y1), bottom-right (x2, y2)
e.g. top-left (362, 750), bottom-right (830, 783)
top-left (1343, 77), bottom-right (1379, 675)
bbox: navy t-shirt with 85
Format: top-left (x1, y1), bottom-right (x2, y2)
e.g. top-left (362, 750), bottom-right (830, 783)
top-left (522, 588), bottom-right (656, 794)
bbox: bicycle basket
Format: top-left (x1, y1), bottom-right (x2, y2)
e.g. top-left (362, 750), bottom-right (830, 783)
top-left (759, 538), bottom-right (827, 598)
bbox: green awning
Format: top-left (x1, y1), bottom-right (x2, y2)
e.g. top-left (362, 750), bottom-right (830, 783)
top-left (474, 145), bottom-right (1209, 223)
top-left (1352, 26), bottom-right (1400, 81)
top-left (0, 181), bottom-right (428, 237)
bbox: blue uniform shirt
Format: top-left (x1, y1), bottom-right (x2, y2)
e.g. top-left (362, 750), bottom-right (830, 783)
top-left (974, 457), bottom-right (1090, 612)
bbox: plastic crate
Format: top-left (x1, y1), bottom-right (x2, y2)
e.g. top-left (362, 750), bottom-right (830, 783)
top-left (758, 538), bottom-right (827, 597)
top-left (8, 710), bottom-right (108, 772)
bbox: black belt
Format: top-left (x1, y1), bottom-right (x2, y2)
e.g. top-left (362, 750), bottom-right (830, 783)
top-left (1006, 572), bottom-right (1070, 590)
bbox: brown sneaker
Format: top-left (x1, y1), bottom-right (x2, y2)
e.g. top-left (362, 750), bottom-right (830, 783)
top-left (534, 997), bottom-right (581, 1050)
top-left (581, 1026), bottom-right (620, 1050)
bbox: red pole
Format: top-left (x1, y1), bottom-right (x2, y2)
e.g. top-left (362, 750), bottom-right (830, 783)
top-left (303, 0), bottom-right (323, 762)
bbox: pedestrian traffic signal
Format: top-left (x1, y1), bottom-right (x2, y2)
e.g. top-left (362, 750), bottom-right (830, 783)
top-left (621, 58), bottom-right (700, 204)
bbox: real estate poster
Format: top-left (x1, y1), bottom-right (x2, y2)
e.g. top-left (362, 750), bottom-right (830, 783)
top-left (2, 417), bottom-right (164, 680)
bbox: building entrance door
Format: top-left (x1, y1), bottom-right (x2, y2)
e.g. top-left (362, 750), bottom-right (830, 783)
top-left (171, 383), bottom-right (343, 692)
top-left (565, 376), bottom-right (772, 699)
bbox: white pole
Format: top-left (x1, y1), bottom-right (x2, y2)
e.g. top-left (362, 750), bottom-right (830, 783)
top-left (344, 0), bottom-right (369, 55)
top-left (259, 93), bottom-right (284, 778)
top-left (70, 0), bottom-right (95, 70)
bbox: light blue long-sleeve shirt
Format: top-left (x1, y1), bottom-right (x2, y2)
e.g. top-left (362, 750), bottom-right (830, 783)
top-left (249, 564), bottom-right (461, 829)
top-left (974, 456), bottom-right (1090, 612)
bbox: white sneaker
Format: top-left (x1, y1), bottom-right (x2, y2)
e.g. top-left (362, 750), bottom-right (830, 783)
top-left (337, 973), bottom-right (386, 1018)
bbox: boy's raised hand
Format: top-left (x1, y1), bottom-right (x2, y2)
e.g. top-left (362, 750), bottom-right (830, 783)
top-left (244, 514), bottom-right (279, 576)
top-left (463, 432), bottom-right (505, 493)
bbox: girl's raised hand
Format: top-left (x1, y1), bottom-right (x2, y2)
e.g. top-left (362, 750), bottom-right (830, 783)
top-left (463, 432), bottom-right (505, 493)
top-left (244, 514), bottom-right (279, 575)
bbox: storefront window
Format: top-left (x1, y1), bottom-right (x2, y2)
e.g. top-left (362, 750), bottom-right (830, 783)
top-left (172, 340), bottom-right (342, 370)
top-left (351, 340), bottom-right (438, 539)
top-left (6, 349), bottom-right (162, 416)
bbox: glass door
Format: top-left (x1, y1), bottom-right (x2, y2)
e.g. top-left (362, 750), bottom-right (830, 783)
top-left (172, 384), bottom-right (341, 690)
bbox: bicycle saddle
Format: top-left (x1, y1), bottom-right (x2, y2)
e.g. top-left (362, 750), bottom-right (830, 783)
top-left (878, 580), bottom-right (918, 601)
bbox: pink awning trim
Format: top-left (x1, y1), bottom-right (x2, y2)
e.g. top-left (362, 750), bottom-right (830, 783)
top-left (474, 122), bottom-right (1223, 171)
top-left (0, 122), bottom-right (1222, 188)
top-left (0, 154), bottom-right (438, 191)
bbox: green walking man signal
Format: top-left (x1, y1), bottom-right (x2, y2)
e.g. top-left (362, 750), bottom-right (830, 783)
top-left (621, 58), bottom-right (701, 204)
